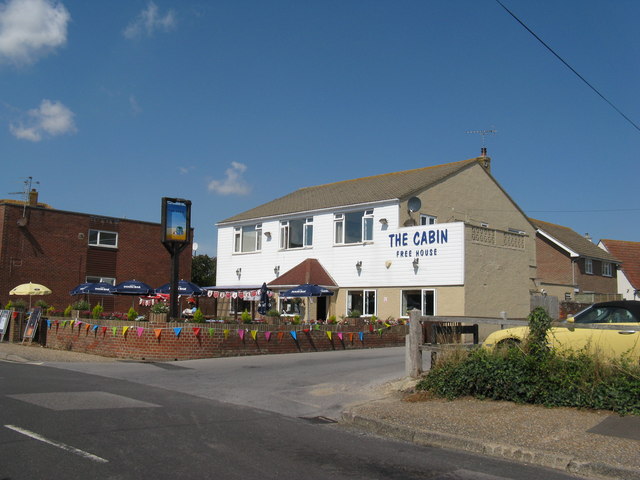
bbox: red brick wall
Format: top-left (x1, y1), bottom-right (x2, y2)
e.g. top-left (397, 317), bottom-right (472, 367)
top-left (0, 204), bottom-right (191, 313)
top-left (535, 235), bottom-right (573, 285)
top-left (43, 318), bottom-right (407, 361)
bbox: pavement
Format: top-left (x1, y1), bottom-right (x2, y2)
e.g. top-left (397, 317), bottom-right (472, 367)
top-left (2, 342), bottom-right (639, 480)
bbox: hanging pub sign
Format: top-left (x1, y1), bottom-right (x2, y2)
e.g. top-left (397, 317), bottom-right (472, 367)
top-left (162, 197), bottom-right (192, 245)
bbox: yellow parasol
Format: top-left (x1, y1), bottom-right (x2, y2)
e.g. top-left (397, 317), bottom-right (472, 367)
top-left (10, 282), bottom-right (52, 308)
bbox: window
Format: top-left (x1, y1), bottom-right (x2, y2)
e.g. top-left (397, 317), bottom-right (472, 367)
top-left (401, 289), bottom-right (435, 317)
top-left (233, 224), bottom-right (262, 253)
top-left (334, 210), bottom-right (373, 245)
top-left (86, 276), bottom-right (115, 285)
top-left (603, 262), bottom-right (612, 277)
top-left (88, 229), bottom-right (118, 248)
top-left (585, 258), bottom-right (593, 275)
top-left (279, 297), bottom-right (304, 316)
top-left (421, 214), bottom-right (437, 225)
top-left (230, 298), bottom-right (253, 314)
top-left (280, 218), bottom-right (313, 249)
top-left (347, 290), bottom-right (376, 316)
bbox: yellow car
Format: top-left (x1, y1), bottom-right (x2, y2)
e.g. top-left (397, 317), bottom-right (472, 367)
top-left (483, 301), bottom-right (640, 360)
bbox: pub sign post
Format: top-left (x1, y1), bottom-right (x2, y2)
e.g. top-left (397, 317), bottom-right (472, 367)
top-left (161, 197), bottom-right (192, 321)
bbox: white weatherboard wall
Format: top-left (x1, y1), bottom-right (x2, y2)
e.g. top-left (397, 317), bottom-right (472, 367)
top-left (217, 204), bottom-right (464, 289)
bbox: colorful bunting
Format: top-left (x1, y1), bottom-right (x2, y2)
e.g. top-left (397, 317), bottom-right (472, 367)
top-left (238, 329), bottom-right (245, 341)
top-left (137, 327), bottom-right (144, 337)
top-left (154, 329), bottom-right (162, 339)
top-left (92, 325), bottom-right (99, 332)
top-left (359, 331), bottom-right (364, 342)
top-left (265, 331), bottom-right (272, 342)
top-left (46, 320), bottom-right (51, 328)
top-left (193, 327), bottom-right (201, 337)
top-left (101, 326), bottom-right (107, 335)
top-left (250, 330), bottom-right (258, 340)
top-left (277, 331), bottom-right (284, 342)
top-left (326, 331), bottom-right (332, 340)
top-left (208, 327), bottom-right (215, 336)
top-left (173, 327), bottom-right (182, 338)
top-left (122, 326), bottom-right (130, 337)
top-left (223, 329), bottom-right (230, 339)
top-left (349, 333), bottom-right (354, 343)
top-left (337, 332), bottom-right (343, 341)
top-left (290, 330), bottom-right (297, 341)
top-left (112, 327), bottom-right (118, 336)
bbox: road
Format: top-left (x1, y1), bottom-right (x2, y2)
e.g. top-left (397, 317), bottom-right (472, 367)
top-left (1, 348), bottom-right (587, 479)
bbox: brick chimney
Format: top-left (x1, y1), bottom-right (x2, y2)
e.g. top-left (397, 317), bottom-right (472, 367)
top-left (28, 188), bottom-right (38, 207)
top-left (477, 149), bottom-right (491, 173)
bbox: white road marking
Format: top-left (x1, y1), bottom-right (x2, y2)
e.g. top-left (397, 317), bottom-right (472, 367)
top-left (4, 424), bottom-right (109, 464)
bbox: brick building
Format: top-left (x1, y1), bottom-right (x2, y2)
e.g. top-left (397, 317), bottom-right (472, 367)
top-left (0, 191), bottom-right (192, 314)
top-left (531, 218), bottom-right (619, 303)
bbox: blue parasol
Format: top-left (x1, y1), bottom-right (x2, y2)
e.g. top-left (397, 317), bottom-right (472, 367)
top-left (70, 282), bottom-right (114, 296)
top-left (155, 280), bottom-right (203, 296)
top-left (280, 284), bottom-right (334, 297)
top-left (110, 280), bottom-right (155, 296)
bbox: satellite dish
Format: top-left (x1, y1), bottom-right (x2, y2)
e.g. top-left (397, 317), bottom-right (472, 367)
top-left (407, 197), bottom-right (422, 213)
top-left (192, 242), bottom-right (199, 252)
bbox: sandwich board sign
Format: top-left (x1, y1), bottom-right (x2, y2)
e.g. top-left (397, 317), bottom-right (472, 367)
top-left (0, 310), bottom-right (10, 342)
top-left (22, 307), bottom-right (42, 344)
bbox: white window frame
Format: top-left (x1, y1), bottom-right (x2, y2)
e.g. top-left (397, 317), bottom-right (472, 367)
top-left (420, 214), bottom-right (437, 225)
top-left (400, 289), bottom-right (436, 317)
top-left (334, 209), bottom-right (374, 245)
top-left (280, 217), bottom-right (313, 250)
top-left (603, 262), bottom-right (612, 277)
top-left (346, 289), bottom-right (377, 317)
top-left (85, 276), bottom-right (115, 285)
top-left (585, 258), bottom-right (593, 275)
top-left (88, 229), bottom-right (118, 248)
top-left (233, 224), bottom-right (262, 253)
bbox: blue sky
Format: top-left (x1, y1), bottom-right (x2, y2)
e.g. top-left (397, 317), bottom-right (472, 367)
top-left (1, 0), bottom-right (638, 257)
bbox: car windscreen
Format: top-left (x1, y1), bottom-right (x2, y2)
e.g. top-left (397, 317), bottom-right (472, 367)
top-left (574, 306), bottom-right (639, 324)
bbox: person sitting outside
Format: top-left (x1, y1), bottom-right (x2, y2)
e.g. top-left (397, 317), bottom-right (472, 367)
top-left (182, 300), bottom-right (197, 319)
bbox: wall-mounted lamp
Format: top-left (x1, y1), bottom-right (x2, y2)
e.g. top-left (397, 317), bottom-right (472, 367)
top-left (274, 265), bottom-right (280, 276)
top-left (412, 258), bottom-right (419, 268)
top-left (355, 260), bottom-right (363, 269)
top-left (264, 231), bottom-right (271, 239)
top-left (379, 218), bottom-right (388, 225)
top-left (236, 268), bottom-right (242, 278)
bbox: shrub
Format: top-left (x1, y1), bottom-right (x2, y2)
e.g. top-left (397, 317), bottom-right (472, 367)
top-left (72, 300), bottom-right (90, 311)
top-left (266, 309), bottom-right (280, 318)
top-left (47, 306), bottom-right (55, 315)
top-left (5, 301), bottom-right (13, 309)
top-left (241, 310), bottom-right (252, 324)
top-left (92, 304), bottom-right (104, 319)
top-left (327, 315), bottom-right (337, 324)
top-left (150, 302), bottom-right (169, 314)
top-left (12, 299), bottom-right (27, 311)
top-left (35, 299), bottom-right (49, 309)
top-left (192, 309), bottom-right (204, 323)
top-left (127, 307), bottom-right (138, 322)
top-left (63, 305), bottom-right (72, 317)
top-left (347, 309), bottom-right (361, 318)
top-left (292, 315), bottom-right (301, 325)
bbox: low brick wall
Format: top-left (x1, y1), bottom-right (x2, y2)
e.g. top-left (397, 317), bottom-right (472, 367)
top-left (43, 317), bottom-right (407, 361)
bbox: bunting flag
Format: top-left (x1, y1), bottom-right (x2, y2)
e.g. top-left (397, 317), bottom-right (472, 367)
top-left (378, 328), bottom-right (383, 336)
top-left (112, 327), bottom-right (117, 336)
top-left (122, 326), bottom-right (130, 337)
top-left (173, 327), bottom-right (182, 338)
top-left (77, 321), bottom-right (83, 328)
top-left (337, 332), bottom-right (343, 341)
top-left (69, 321), bottom-right (75, 329)
top-left (193, 327), bottom-right (201, 337)
top-left (265, 331), bottom-right (272, 342)
top-left (384, 322), bottom-right (391, 328)
top-left (46, 320), bottom-right (52, 329)
top-left (359, 331), bottom-right (364, 342)
top-left (250, 330), bottom-right (258, 341)
top-left (137, 327), bottom-right (144, 337)
top-left (223, 329), bottom-right (230, 340)
top-left (85, 324), bottom-right (91, 333)
top-left (326, 331), bottom-right (332, 341)
top-left (313, 325), bottom-right (320, 331)
top-left (369, 324), bottom-right (374, 333)
top-left (290, 330), bottom-right (297, 341)
top-left (277, 331), bottom-right (284, 342)
top-left (349, 333), bottom-right (354, 343)
top-left (92, 325), bottom-right (99, 332)
top-left (208, 327), bottom-right (215, 336)
top-left (101, 326), bottom-right (107, 336)
top-left (303, 328), bottom-right (310, 334)
top-left (238, 329), bottom-right (245, 341)
top-left (154, 329), bottom-right (162, 339)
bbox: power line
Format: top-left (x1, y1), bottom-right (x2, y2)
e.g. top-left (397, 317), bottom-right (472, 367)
top-left (495, 0), bottom-right (640, 133)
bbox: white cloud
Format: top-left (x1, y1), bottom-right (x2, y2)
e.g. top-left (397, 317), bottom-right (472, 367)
top-left (10, 99), bottom-right (76, 141)
top-left (129, 94), bottom-right (142, 116)
top-left (0, 0), bottom-right (69, 65)
top-left (123, 1), bottom-right (175, 39)
top-left (208, 161), bottom-right (251, 195)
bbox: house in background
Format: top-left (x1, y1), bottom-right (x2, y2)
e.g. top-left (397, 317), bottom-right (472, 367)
top-left (216, 153), bottom-right (537, 323)
top-left (598, 239), bottom-right (640, 300)
top-left (530, 218), bottom-right (620, 304)
top-left (0, 190), bottom-right (192, 313)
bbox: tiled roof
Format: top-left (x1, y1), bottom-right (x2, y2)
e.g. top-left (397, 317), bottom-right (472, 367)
top-left (600, 239), bottom-right (640, 290)
top-left (530, 218), bottom-right (619, 262)
top-left (219, 157), bottom-right (481, 224)
top-left (267, 258), bottom-right (337, 289)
